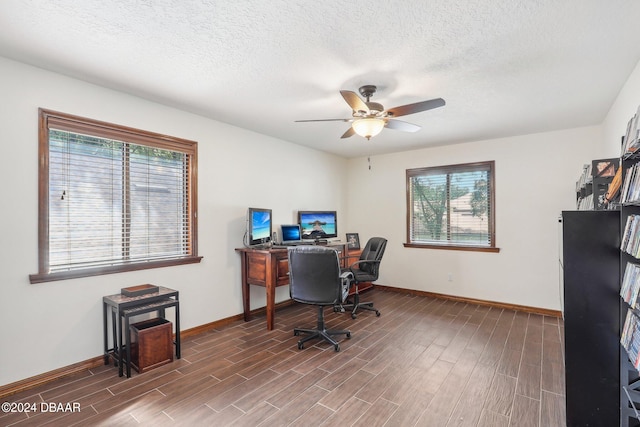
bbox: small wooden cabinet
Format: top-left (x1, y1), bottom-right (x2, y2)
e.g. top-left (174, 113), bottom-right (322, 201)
top-left (130, 318), bottom-right (174, 373)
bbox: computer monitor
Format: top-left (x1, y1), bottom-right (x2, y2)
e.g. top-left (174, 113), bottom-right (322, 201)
top-left (247, 207), bottom-right (272, 246)
top-left (280, 224), bottom-right (302, 243)
top-left (298, 210), bottom-right (337, 240)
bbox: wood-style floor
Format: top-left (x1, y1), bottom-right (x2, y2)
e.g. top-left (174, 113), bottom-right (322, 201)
top-left (1, 289), bottom-right (566, 426)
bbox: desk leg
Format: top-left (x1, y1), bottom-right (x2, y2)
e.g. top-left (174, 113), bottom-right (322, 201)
top-left (265, 254), bottom-right (275, 331)
top-left (266, 284), bottom-right (276, 331)
top-left (240, 253), bottom-right (251, 322)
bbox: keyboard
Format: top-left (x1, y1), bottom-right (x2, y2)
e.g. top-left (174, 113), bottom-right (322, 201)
top-left (278, 241), bottom-right (310, 246)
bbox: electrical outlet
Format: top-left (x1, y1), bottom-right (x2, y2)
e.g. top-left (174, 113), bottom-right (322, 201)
top-left (448, 273), bottom-right (453, 282)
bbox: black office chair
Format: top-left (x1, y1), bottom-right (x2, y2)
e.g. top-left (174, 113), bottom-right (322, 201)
top-left (340, 237), bottom-right (387, 319)
top-left (288, 246), bottom-right (353, 352)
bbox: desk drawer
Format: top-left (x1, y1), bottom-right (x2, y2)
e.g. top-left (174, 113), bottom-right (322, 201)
top-left (275, 255), bottom-right (289, 285)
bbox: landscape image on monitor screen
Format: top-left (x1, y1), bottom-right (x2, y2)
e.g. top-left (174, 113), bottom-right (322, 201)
top-left (251, 210), bottom-right (271, 240)
top-left (300, 212), bottom-right (336, 238)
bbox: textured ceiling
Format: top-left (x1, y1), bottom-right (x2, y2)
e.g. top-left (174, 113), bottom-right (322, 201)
top-left (1, 0), bottom-right (639, 158)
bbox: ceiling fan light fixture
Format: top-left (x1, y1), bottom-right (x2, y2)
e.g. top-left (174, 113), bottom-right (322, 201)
top-left (352, 118), bottom-right (385, 140)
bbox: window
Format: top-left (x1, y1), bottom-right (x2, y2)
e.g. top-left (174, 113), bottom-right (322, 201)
top-left (30, 109), bottom-right (202, 283)
top-left (405, 161), bottom-right (498, 252)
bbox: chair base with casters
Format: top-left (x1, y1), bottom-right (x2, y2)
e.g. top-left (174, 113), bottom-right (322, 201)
top-left (338, 286), bottom-right (380, 319)
top-left (294, 305), bottom-right (351, 352)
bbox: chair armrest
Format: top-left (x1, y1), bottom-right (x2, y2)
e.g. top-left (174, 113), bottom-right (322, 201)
top-left (348, 259), bottom-right (381, 271)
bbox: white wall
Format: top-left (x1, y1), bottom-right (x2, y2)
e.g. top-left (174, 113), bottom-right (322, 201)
top-left (3, 51), bottom-right (636, 387)
top-left (0, 57), bottom-right (348, 386)
top-left (602, 59), bottom-right (640, 155)
top-left (345, 126), bottom-right (601, 311)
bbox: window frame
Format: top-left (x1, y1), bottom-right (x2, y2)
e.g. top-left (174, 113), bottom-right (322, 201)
top-left (404, 160), bottom-right (499, 253)
top-left (30, 108), bottom-right (202, 284)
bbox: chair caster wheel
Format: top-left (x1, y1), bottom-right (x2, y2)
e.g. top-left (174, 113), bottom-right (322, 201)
top-left (298, 342), bottom-right (304, 350)
top-left (376, 311), bottom-right (381, 317)
top-left (294, 331), bottom-right (300, 336)
top-left (351, 313), bottom-right (357, 319)
top-left (334, 344), bottom-right (340, 352)
top-left (346, 332), bottom-right (351, 339)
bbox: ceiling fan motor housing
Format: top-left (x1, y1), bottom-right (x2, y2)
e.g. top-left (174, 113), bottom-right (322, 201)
top-left (365, 102), bottom-right (384, 115)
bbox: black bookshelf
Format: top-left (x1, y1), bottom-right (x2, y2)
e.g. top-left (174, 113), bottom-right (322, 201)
top-left (562, 210), bottom-right (621, 426)
top-left (620, 148), bottom-right (640, 427)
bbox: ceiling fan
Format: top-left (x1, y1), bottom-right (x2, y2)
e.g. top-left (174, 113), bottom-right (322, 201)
top-left (295, 85), bottom-right (445, 140)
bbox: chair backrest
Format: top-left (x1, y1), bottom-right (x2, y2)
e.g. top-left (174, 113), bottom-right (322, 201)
top-left (288, 246), bottom-right (343, 305)
top-left (357, 237), bottom-right (387, 279)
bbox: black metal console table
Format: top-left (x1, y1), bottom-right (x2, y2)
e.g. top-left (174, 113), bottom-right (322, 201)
top-left (103, 286), bottom-right (180, 377)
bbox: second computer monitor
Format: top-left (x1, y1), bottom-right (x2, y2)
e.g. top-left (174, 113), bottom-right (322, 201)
top-left (298, 210), bottom-right (337, 240)
top-left (280, 224), bottom-right (302, 243)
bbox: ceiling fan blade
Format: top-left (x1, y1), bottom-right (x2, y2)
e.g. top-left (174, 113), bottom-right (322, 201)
top-left (386, 98), bottom-right (446, 118)
top-left (340, 127), bottom-right (355, 139)
top-left (385, 119), bottom-right (421, 132)
top-left (340, 90), bottom-right (370, 114)
top-left (295, 118), bottom-right (351, 123)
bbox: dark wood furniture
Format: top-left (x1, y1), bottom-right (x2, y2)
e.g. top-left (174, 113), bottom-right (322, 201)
top-left (236, 243), bottom-right (346, 330)
top-left (130, 318), bottom-right (174, 373)
top-left (103, 286), bottom-right (180, 378)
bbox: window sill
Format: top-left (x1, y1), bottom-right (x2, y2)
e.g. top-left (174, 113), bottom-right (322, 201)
top-left (29, 256), bottom-right (203, 284)
top-left (403, 243), bottom-right (500, 253)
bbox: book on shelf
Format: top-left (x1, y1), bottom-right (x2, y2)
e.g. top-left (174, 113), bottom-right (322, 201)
top-left (577, 193), bottom-right (593, 210)
top-left (621, 262), bottom-right (640, 308)
top-left (621, 215), bottom-right (640, 258)
top-left (621, 309), bottom-right (640, 370)
top-left (622, 163), bottom-right (640, 203)
top-left (622, 105), bottom-right (640, 155)
top-left (576, 163), bottom-right (593, 192)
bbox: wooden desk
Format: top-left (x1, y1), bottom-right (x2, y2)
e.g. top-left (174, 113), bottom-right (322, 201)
top-left (236, 243), bottom-right (346, 330)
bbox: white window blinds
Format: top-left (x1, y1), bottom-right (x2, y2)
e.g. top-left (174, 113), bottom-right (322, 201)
top-left (31, 109), bottom-right (200, 283)
top-left (407, 162), bottom-right (496, 249)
